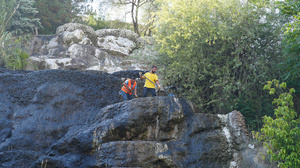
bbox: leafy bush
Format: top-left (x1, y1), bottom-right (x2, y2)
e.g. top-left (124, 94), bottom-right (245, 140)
top-left (4, 48), bottom-right (29, 70)
top-left (0, 9), bottom-right (30, 70)
top-left (275, 0), bottom-right (300, 114)
top-left (79, 13), bottom-right (134, 31)
top-left (236, 93), bottom-right (274, 131)
top-left (105, 19), bottom-right (134, 31)
top-left (260, 79), bottom-right (299, 168)
top-left (84, 13), bottom-right (108, 30)
top-left (154, 0), bottom-right (285, 115)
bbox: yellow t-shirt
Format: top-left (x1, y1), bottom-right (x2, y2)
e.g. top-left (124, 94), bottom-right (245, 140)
top-left (144, 72), bottom-right (158, 88)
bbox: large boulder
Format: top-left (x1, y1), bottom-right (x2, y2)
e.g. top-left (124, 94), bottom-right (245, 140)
top-left (28, 23), bottom-right (147, 73)
top-left (95, 29), bottom-right (139, 56)
top-left (56, 23), bottom-right (97, 46)
top-left (95, 29), bottom-right (139, 42)
top-left (0, 69), bottom-right (271, 168)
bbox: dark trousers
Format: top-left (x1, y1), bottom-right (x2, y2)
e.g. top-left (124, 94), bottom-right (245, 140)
top-left (143, 87), bottom-right (156, 97)
top-left (119, 90), bottom-right (133, 101)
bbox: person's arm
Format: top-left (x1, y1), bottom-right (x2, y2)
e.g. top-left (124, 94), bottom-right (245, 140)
top-left (156, 80), bottom-right (161, 90)
top-left (134, 88), bottom-right (137, 97)
top-left (123, 81), bottom-right (132, 91)
top-left (139, 72), bottom-right (145, 79)
top-left (154, 75), bottom-right (160, 89)
top-left (133, 82), bottom-right (138, 97)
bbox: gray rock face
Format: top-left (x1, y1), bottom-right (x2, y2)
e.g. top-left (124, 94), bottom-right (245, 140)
top-left (95, 29), bottom-right (139, 56)
top-left (28, 23), bottom-right (147, 73)
top-left (0, 69), bottom-right (263, 168)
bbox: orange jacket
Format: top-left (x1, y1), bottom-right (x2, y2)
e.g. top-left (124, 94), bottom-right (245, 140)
top-left (121, 79), bottom-right (136, 95)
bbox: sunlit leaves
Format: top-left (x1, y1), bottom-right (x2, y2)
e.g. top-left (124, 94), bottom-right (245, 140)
top-left (261, 80), bottom-right (300, 168)
top-left (276, 0), bottom-right (300, 17)
top-left (154, 0), bottom-right (284, 115)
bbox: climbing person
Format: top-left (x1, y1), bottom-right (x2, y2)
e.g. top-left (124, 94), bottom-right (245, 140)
top-left (119, 77), bottom-right (138, 101)
top-left (139, 65), bottom-right (161, 97)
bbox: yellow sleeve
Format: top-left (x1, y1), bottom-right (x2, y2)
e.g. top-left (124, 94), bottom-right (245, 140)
top-left (155, 74), bottom-right (158, 82)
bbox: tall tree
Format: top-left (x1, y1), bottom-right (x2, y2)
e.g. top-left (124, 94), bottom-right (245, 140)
top-left (139, 0), bottom-right (157, 36)
top-left (8, 0), bottom-right (40, 34)
top-left (108, 0), bottom-right (157, 36)
top-left (0, 2), bottom-right (29, 70)
top-left (154, 0), bottom-right (286, 129)
top-left (276, 0), bottom-right (300, 112)
top-left (276, 0), bottom-right (300, 81)
top-left (0, 0), bottom-right (18, 66)
top-left (35, 0), bottom-right (93, 34)
top-left (261, 80), bottom-right (299, 168)
top-left (0, 0), bottom-right (17, 23)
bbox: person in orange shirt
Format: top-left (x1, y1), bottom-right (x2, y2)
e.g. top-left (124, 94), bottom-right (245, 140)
top-left (119, 77), bottom-right (138, 101)
top-left (139, 66), bottom-right (161, 97)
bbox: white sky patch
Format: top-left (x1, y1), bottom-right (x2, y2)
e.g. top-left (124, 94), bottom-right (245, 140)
top-left (88, 0), bottom-right (133, 22)
top-left (87, 0), bottom-right (149, 24)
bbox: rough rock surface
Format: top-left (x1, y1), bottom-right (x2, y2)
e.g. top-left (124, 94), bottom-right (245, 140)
top-left (0, 69), bottom-right (266, 168)
top-left (28, 23), bottom-right (148, 73)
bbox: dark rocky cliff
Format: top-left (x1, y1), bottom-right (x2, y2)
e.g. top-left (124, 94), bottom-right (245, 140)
top-left (0, 69), bottom-right (261, 168)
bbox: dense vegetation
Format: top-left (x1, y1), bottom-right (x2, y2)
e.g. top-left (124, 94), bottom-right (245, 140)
top-left (0, 0), bottom-right (40, 34)
top-left (154, 0), bottom-right (291, 130)
top-left (0, 0), bottom-right (299, 166)
top-left (153, 0), bottom-right (299, 166)
top-left (34, 0), bottom-right (95, 34)
top-left (0, 0), bottom-right (30, 69)
top-left (260, 79), bottom-right (299, 168)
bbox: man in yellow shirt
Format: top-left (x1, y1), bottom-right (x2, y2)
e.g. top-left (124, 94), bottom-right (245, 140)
top-left (139, 66), bottom-right (161, 97)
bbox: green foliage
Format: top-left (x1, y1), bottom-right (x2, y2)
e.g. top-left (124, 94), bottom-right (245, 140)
top-left (34, 0), bottom-right (75, 34)
top-left (85, 13), bottom-right (108, 30)
top-left (0, 0), bottom-right (41, 35)
top-left (5, 48), bottom-right (29, 70)
top-left (79, 12), bottom-right (135, 31)
top-left (154, 0), bottom-right (285, 116)
top-left (8, 0), bottom-right (41, 35)
top-left (275, 0), bottom-right (300, 113)
top-left (0, 0), bottom-right (17, 26)
top-left (236, 93), bottom-right (274, 131)
top-left (128, 38), bottom-right (160, 65)
top-left (139, 0), bottom-right (158, 36)
top-left (276, 0), bottom-right (300, 16)
top-left (278, 17), bottom-right (300, 82)
top-left (0, 7), bottom-right (29, 70)
top-left (105, 20), bottom-right (134, 31)
top-left (1, 32), bottom-right (30, 70)
top-left (260, 79), bottom-right (300, 168)
top-left (108, 0), bottom-right (157, 36)
top-left (79, 14), bottom-right (134, 31)
top-left (34, 0), bottom-right (92, 34)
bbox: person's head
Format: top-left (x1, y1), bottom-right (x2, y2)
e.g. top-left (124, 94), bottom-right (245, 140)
top-left (131, 78), bottom-right (136, 83)
top-left (151, 66), bottom-right (157, 73)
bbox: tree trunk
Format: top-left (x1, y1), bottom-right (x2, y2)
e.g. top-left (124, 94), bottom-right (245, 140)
top-left (131, 0), bottom-right (139, 35)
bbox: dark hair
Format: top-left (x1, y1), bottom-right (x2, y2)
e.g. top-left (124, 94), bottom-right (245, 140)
top-left (152, 65), bottom-right (157, 69)
top-left (131, 77), bottom-right (136, 80)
